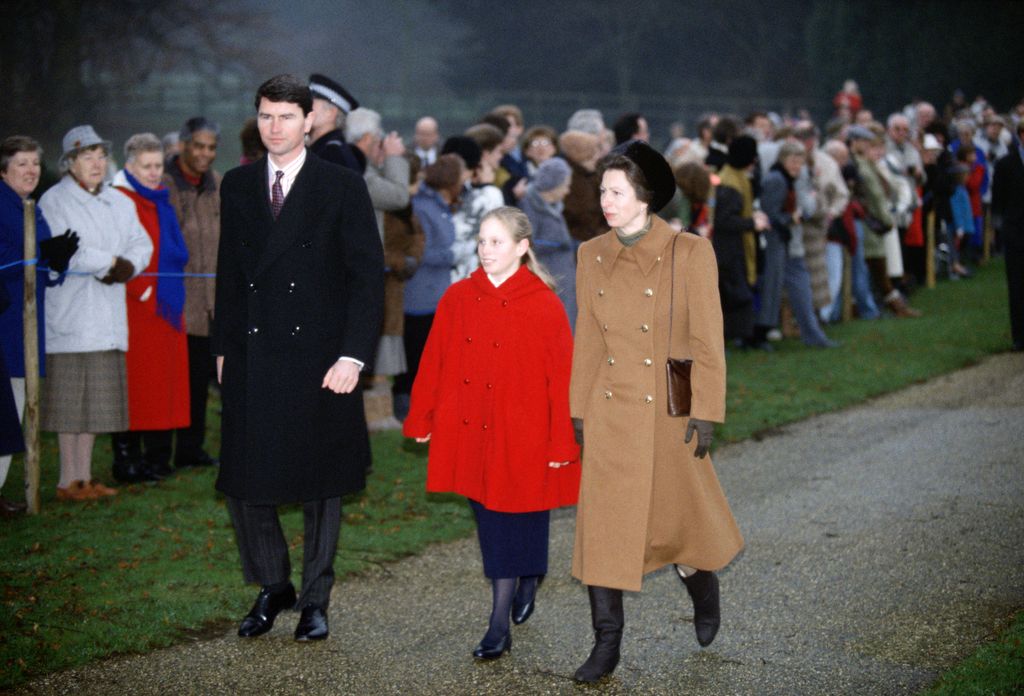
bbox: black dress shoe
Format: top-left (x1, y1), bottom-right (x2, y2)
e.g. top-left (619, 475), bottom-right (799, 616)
top-left (472, 631), bottom-right (511, 660)
top-left (0, 496), bottom-right (27, 517)
top-left (237, 583), bottom-right (296, 638)
top-left (294, 605), bottom-right (329, 641)
top-left (511, 576), bottom-right (543, 625)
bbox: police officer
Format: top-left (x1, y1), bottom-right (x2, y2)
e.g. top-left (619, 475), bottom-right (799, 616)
top-left (308, 73), bottom-right (364, 173)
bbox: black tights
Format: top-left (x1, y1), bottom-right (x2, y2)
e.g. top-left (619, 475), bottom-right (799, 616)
top-left (483, 575), bottom-right (541, 642)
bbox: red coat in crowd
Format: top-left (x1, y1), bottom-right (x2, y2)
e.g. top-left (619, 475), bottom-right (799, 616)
top-left (117, 186), bottom-right (190, 431)
top-left (404, 264), bottom-right (580, 513)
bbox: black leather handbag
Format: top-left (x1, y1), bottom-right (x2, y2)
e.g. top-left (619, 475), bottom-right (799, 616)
top-left (666, 234), bottom-right (693, 417)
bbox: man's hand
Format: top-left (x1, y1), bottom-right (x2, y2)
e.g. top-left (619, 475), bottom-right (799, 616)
top-left (753, 210), bottom-right (770, 231)
top-left (216, 356), bottom-right (224, 384)
top-left (382, 131), bottom-right (405, 158)
top-left (684, 418), bottom-right (714, 458)
top-left (322, 359), bottom-right (360, 394)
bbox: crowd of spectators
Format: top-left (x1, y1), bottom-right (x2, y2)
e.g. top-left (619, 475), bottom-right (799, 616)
top-left (1, 75), bottom-right (1022, 513)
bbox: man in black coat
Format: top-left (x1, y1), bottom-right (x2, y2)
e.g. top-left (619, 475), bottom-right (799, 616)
top-left (992, 120), bottom-right (1024, 351)
top-left (212, 74), bottom-right (384, 641)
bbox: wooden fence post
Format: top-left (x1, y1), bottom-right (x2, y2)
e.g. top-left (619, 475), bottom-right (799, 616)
top-left (925, 210), bottom-right (936, 289)
top-left (22, 200), bottom-right (40, 514)
top-left (841, 248), bottom-right (853, 322)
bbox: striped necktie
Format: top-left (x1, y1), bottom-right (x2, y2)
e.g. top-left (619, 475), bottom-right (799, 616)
top-left (271, 170), bottom-right (285, 219)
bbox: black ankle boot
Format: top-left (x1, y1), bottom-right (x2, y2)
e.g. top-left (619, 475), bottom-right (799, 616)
top-left (680, 569), bottom-right (721, 647)
top-left (573, 585), bottom-right (624, 683)
top-left (111, 432), bottom-right (155, 483)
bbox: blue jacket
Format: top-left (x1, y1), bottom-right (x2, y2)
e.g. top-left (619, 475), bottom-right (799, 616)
top-left (950, 184), bottom-right (973, 234)
top-left (0, 180), bottom-right (52, 377)
top-left (405, 184), bottom-right (455, 315)
top-left (519, 186), bottom-right (577, 329)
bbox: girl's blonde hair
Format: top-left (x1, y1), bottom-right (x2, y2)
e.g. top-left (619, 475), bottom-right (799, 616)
top-left (481, 206), bottom-right (557, 290)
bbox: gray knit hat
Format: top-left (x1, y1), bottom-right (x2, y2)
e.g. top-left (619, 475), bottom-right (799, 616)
top-left (533, 157), bottom-right (572, 192)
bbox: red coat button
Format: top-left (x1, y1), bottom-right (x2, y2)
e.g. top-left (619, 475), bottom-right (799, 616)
top-left (462, 418), bottom-right (470, 425)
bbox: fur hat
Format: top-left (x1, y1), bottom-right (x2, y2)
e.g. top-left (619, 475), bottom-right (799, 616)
top-left (558, 130), bottom-right (599, 165)
top-left (609, 139), bottom-right (676, 213)
top-left (726, 135), bottom-right (758, 169)
top-left (440, 135), bottom-right (482, 170)
top-left (532, 157), bottom-right (572, 192)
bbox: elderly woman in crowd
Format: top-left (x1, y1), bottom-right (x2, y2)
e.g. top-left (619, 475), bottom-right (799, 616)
top-left (518, 157), bottom-right (576, 328)
top-left (521, 125), bottom-right (558, 177)
top-left (109, 133), bottom-right (190, 483)
top-left (38, 126), bottom-right (152, 501)
top-left (0, 135), bottom-right (78, 513)
top-left (570, 141), bottom-right (743, 683)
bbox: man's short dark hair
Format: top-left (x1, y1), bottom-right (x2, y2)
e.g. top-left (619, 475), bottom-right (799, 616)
top-left (613, 113), bottom-right (643, 145)
top-left (479, 114), bottom-right (510, 137)
top-left (254, 74), bottom-right (313, 116)
top-left (179, 116), bottom-right (220, 143)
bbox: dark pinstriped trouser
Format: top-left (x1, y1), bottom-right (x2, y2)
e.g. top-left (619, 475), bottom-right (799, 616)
top-left (226, 496), bottom-right (342, 610)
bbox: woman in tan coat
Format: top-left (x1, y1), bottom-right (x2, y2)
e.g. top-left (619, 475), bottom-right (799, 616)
top-left (570, 141), bottom-right (744, 683)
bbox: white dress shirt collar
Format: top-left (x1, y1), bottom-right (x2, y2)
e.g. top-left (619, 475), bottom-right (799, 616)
top-left (267, 147), bottom-right (307, 201)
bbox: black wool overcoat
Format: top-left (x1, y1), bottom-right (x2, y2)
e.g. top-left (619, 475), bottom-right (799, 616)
top-left (212, 152), bottom-right (384, 504)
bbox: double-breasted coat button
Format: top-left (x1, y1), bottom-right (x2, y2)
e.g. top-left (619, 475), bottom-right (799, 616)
top-left (643, 358), bottom-right (653, 366)
top-left (602, 324), bottom-right (608, 332)
top-left (466, 337), bottom-right (472, 343)
top-left (482, 424), bottom-right (488, 430)
top-left (462, 418), bottom-right (470, 425)
top-left (502, 300), bottom-right (509, 307)
top-left (598, 289), bottom-right (604, 296)
top-left (463, 378), bottom-right (470, 384)
top-left (641, 324), bottom-right (649, 332)
top-left (607, 357), bottom-right (615, 365)
top-left (291, 325), bottom-right (301, 335)
top-left (604, 390), bottom-right (612, 399)
top-left (596, 255), bottom-right (602, 263)
top-left (301, 240), bottom-right (312, 248)
top-left (249, 282), bottom-right (256, 292)
top-left (493, 341), bottom-right (500, 348)
top-left (486, 383), bottom-right (493, 389)
top-left (644, 395), bottom-right (654, 403)
top-left (288, 282), bottom-right (296, 293)
top-left (644, 288), bottom-right (653, 297)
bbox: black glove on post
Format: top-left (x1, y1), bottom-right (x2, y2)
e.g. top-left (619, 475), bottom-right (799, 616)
top-left (39, 229), bottom-right (80, 273)
top-left (100, 256), bottom-right (135, 285)
top-left (684, 418), bottom-right (714, 458)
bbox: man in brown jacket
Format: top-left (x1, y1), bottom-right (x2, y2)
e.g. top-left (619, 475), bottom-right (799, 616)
top-left (163, 116), bottom-right (222, 469)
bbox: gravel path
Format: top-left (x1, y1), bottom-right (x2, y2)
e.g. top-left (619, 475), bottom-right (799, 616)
top-left (14, 353), bottom-right (1024, 695)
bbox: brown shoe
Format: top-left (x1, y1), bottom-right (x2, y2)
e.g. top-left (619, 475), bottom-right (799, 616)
top-left (86, 480), bottom-right (118, 497)
top-left (0, 496), bottom-right (27, 517)
top-left (56, 480), bottom-right (99, 501)
top-left (885, 295), bottom-right (922, 318)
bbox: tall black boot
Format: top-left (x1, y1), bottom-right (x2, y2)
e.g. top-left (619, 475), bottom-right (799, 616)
top-left (111, 432), bottom-right (156, 483)
top-left (679, 568), bottom-right (721, 647)
top-left (141, 430), bottom-right (174, 479)
top-left (573, 585), bottom-right (624, 683)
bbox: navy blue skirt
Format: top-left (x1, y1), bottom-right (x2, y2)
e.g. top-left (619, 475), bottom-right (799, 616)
top-left (469, 499), bottom-right (550, 579)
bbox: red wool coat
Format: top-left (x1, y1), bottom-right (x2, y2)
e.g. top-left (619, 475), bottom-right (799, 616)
top-left (404, 265), bottom-right (580, 513)
top-left (117, 186), bottom-right (190, 431)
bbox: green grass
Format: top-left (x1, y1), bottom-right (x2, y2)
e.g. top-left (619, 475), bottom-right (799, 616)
top-left (922, 611), bottom-right (1024, 695)
top-left (0, 259), bottom-right (1016, 689)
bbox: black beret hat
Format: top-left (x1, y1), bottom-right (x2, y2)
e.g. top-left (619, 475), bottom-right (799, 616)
top-left (441, 135), bottom-right (482, 170)
top-left (610, 139), bottom-right (676, 212)
top-left (727, 135), bottom-right (758, 169)
top-left (308, 73), bottom-right (359, 113)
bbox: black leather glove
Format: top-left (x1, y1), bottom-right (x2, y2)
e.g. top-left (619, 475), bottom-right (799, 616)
top-left (684, 418), bottom-right (714, 458)
top-left (100, 256), bottom-right (135, 285)
top-left (572, 418), bottom-right (584, 447)
top-left (39, 229), bottom-right (80, 273)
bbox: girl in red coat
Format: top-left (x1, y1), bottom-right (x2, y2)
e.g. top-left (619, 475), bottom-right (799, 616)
top-left (404, 206), bottom-right (580, 660)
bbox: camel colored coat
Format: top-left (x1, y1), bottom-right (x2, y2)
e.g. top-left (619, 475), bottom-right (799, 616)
top-left (570, 217), bottom-right (744, 591)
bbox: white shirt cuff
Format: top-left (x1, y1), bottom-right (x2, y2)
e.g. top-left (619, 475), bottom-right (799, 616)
top-left (337, 356), bottom-right (364, 371)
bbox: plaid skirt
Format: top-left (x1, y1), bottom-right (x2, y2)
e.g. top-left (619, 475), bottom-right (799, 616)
top-left (41, 351), bottom-right (128, 433)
